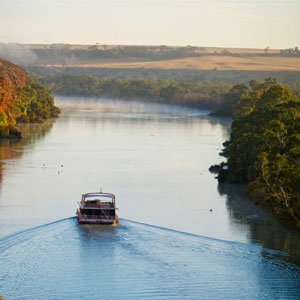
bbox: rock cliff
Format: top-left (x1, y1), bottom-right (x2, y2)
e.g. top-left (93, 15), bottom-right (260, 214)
top-left (0, 58), bottom-right (60, 138)
top-left (0, 58), bottom-right (29, 113)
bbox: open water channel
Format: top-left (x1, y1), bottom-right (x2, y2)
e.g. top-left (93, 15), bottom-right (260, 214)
top-left (1, 97), bottom-right (300, 299)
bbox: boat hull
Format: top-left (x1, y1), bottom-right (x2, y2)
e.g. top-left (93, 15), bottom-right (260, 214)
top-left (76, 209), bottom-right (119, 225)
top-left (77, 218), bottom-right (118, 225)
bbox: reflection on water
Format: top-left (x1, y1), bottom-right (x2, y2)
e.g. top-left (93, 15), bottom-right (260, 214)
top-left (1, 218), bottom-right (300, 300)
top-left (219, 184), bottom-right (300, 266)
top-left (0, 120), bottom-right (55, 197)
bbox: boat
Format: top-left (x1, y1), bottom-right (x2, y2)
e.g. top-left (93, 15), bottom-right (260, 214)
top-left (76, 192), bottom-right (118, 225)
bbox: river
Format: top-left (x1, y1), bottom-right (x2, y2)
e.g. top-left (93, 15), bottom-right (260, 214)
top-left (1, 97), bottom-right (300, 299)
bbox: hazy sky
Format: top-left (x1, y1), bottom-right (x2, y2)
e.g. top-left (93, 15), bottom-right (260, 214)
top-left (1, 0), bottom-right (299, 48)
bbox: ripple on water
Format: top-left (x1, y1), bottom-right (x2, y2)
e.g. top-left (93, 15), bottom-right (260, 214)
top-left (1, 218), bottom-right (300, 299)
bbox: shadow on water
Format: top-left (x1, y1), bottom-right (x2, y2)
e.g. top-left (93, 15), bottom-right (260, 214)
top-left (218, 183), bottom-right (300, 266)
top-left (1, 218), bottom-right (300, 299)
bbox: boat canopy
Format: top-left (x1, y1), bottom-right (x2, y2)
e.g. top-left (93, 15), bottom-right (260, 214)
top-left (82, 192), bottom-right (115, 201)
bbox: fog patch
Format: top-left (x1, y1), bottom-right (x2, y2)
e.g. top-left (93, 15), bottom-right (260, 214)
top-left (0, 43), bottom-right (39, 66)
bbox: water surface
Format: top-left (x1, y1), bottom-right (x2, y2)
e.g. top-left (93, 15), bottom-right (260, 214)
top-left (0, 97), bottom-right (232, 240)
top-left (1, 219), bottom-right (300, 299)
top-left (1, 97), bottom-right (300, 298)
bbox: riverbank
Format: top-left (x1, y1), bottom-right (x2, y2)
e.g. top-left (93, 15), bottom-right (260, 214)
top-left (215, 81), bottom-right (300, 229)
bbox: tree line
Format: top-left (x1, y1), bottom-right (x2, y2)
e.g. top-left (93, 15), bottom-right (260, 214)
top-left (27, 45), bottom-right (300, 65)
top-left (32, 72), bottom-right (232, 110)
top-left (216, 78), bottom-right (300, 228)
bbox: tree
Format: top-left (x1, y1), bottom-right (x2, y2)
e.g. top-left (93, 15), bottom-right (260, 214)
top-left (218, 79), bottom-right (300, 227)
top-left (264, 46), bottom-right (270, 54)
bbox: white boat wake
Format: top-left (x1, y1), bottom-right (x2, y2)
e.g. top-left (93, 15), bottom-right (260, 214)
top-left (1, 218), bottom-right (300, 299)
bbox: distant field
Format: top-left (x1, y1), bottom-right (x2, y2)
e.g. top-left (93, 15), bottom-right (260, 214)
top-left (25, 44), bottom-right (279, 54)
top-left (20, 43), bottom-right (300, 71)
top-left (2, 43), bottom-right (299, 72)
top-left (12, 44), bottom-right (299, 84)
top-left (50, 55), bottom-right (300, 71)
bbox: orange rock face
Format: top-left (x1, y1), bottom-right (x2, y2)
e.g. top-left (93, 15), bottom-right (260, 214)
top-left (0, 58), bottom-right (29, 113)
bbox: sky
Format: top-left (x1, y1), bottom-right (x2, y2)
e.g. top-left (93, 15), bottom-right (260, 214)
top-left (0, 0), bottom-right (299, 49)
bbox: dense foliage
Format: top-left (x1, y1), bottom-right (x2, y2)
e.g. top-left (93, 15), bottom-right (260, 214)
top-left (0, 79), bottom-right (60, 138)
top-left (218, 79), bottom-right (300, 227)
top-left (32, 72), bottom-right (232, 110)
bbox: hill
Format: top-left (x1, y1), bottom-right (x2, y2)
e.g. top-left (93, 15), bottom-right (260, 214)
top-left (1, 43), bottom-right (300, 72)
top-left (2, 43), bottom-right (299, 86)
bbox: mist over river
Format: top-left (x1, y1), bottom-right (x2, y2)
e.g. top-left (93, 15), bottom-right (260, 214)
top-left (1, 97), bottom-right (300, 299)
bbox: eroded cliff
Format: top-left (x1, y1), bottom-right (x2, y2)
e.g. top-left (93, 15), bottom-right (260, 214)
top-left (0, 58), bottom-right (60, 138)
top-left (0, 58), bottom-right (29, 113)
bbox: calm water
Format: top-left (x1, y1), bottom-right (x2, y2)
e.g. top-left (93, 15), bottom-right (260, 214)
top-left (1, 97), bottom-right (300, 299)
